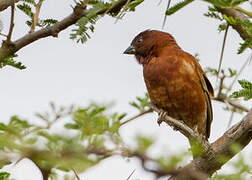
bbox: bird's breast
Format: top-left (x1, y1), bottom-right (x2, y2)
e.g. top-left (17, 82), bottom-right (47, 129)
top-left (142, 56), bottom-right (205, 119)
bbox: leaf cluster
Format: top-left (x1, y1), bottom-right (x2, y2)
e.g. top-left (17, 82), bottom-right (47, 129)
top-left (130, 93), bottom-right (150, 112)
top-left (70, 0), bottom-right (145, 43)
top-left (230, 79), bottom-right (252, 100)
top-left (0, 172), bottom-right (10, 180)
top-left (0, 103), bottom-right (127, 178)
top-left (203, 0), bottom-right (248, 8)
top-left (0, 54), bottom-right (26, 70)
top-left (17, 0), bottom-right (58, 29)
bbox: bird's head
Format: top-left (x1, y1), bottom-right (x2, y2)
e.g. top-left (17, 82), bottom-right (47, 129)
top-left (124, 30), bottom-right (178, 64)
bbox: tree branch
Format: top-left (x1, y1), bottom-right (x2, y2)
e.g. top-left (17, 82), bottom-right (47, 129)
top-left (233, 6), bottom-right (252, 18)
top-left (30, 0), bottom-right (44, 33)
top-left (216, 7), bottom-right (250, 41)
top-left (150, 104), bottom-right (212, 153)
top-left (0, 0), bottom-right (20, 12)
top-left (130, 152), bottom-right (180, 178)
top-left (0, 0), bottom-right (132, 63)
top-left (169, 109), bottom-right (252, 179)
top-left (6, 0), bottom-right (15, 42)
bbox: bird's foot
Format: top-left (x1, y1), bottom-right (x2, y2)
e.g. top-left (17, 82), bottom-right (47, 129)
top-left (157, 110), bottom-right (167, 126)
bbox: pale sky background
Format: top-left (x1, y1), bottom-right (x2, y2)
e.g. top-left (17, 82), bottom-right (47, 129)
top-left (0, 0), bottom-right (251, 179)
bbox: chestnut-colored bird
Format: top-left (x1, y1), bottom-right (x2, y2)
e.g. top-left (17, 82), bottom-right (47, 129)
top-left (124, 30), bottom-right (214, 139)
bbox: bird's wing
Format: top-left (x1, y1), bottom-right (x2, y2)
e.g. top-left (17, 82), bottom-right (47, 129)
top-left (193, 60), bottom-right (214, 139)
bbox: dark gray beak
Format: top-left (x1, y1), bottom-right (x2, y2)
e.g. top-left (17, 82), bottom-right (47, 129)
top-left (123, 45), bottom-right (136, 54)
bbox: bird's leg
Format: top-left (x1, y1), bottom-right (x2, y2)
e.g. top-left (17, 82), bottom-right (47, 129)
top-left (157, 110), bottom-right (167, 126)
top-left (150, 102), bottom-right (168, 126)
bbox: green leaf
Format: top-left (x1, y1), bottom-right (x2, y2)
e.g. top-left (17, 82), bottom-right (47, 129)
top-left (39, 19), bottom-right (58, 28)
top-left (117, 113), bottom-right (127, 121)
top-left (236, 18), bottom-right (252, 37)
top-left (0, 172), bottom-right (10, 180)
top-left (205, 67), bottom-right (218, 76)
top-left (70, 1), bottom-right (109, 43)
top-left (130, 93), bottom-right (150, 112)
top-left (228, 68), bottom-right (237, 77)
top-left (20, 0), bottom-right (36, 5)
top-left (0, 123), bottom-right (7, 131)
top-left (222, 14), bottom-right (237, 25)
top-left (64, 123), bottom-right (79, 129)
top-left (203, 0), bottom-right (248, 8)
top-left (136, 136), bottom-right (153, 154)
top-left (0, 55), bottom-right (26, 70)
top-left (166, 0), bottom-right (194, 16)
top-left (204, 12), bottom-right (222, 20)
top-left (238, 38), bottom-right (252, 54)
top-left (157, 152), bottom-right (187, 171)
top-left (17, 3), bottom-right (34, 18)
top-left (25, 137), bottom-right (37, 144)
top-left (127, 0), bottom-right (144, 11)
top-left (9, 116), bottom-right (31, 129)
top-left (230, 80), bottom-right (252, 100)
top-left (238, 79), bottom-right (252, 89)
top-left (218, 23), bottom-right (228, 32)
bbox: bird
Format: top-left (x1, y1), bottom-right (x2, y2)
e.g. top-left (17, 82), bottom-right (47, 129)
top-left (124, 30), bottom-right (214, 139)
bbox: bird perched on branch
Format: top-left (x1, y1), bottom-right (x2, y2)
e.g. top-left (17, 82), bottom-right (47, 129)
top-left (124, 30), bottom-right (214, 139)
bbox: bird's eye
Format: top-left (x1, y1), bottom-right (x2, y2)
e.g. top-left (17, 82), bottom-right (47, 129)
top-left (137, 38), bottom-right (143, 43)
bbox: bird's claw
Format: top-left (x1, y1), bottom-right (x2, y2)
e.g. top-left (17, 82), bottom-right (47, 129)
top-left (157, 111), bottom-right (167, 126)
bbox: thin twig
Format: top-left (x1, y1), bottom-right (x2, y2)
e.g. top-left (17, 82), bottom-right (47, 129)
top-left (73, 169), bottom-right (80, 180)
top-left (0, 33), bottom-right (8, 37)
top-left (114, 0), bottom-right (131, 23)
top-left (130, 152), bottom-right (179, 178)
top-left (7, 0), bottom-right (15, 41)
top-left (217, 69), bottom-right (226, 99)
top-left (120, 109), bottom-right (153, 126)
top-left (213, 96), bottom-right (249, 112)
top-left (126, 169), bottom-right (135, 180)
top-left (157, 0), bottom-right (163, 5)
top-left (30, 0), bottom-right (43, 33)
top-left (227, 111), bottom-right (234, 129)
top-left (216, 24), bottom-right (229, 85)
top-left (227, 53), bottom-right (252, 94)
top-left (162, 0), bottom-right (172, 29)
